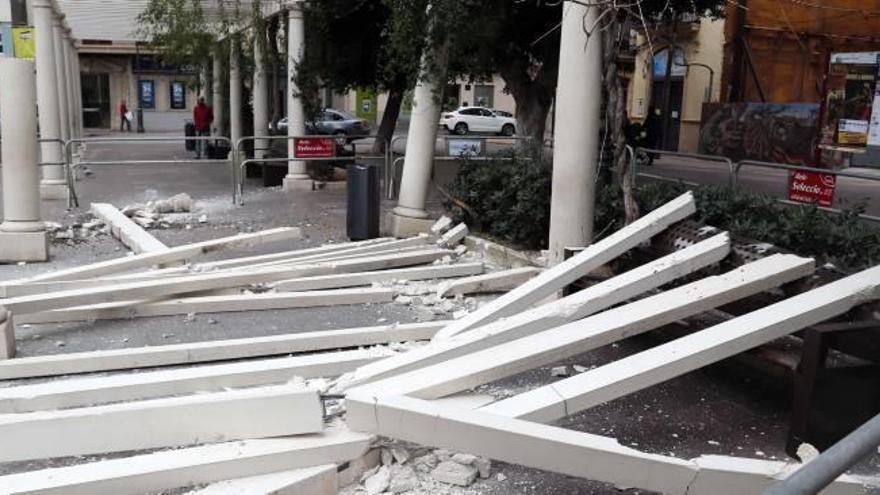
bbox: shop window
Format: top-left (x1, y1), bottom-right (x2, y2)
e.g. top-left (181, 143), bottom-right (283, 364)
top-left (170, 81), bottom-right (186, 109)
top-left (474, 84), bottom-right (494, 108)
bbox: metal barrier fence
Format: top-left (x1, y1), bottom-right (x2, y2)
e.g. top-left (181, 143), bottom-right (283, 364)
top-left (385, 134), bottom-right (541, 200)
top-left (233, 134), bottom-right (388, 205)
top-left (631, 147), bottom-right (880, 223)
top-left (63, 136), bottom-right (234, 208)
top-left (763, 412), bottom-right (880, 495)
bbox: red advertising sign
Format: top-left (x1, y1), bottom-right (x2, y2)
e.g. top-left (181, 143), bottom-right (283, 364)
top-left (788, 170), bottom-right (836, 207)
top-left (294, 138), bottom-right (336, 159)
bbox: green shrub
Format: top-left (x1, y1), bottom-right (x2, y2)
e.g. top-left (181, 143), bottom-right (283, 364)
top-left (444, 150), bottom-right (552, 249)
top-left (444, 153), bottom-right (880, 270)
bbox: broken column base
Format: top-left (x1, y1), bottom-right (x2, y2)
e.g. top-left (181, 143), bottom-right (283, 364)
top-left (0, 231), bottom-right (49, 262)
top-left (0, 308), bottom-right (14, 359)
top-left (40, 182), bottom-right (68, 201)
top-left (283, 176), bottom-right (313, 192)
top-left (386, 212), bottom-right (435, 239)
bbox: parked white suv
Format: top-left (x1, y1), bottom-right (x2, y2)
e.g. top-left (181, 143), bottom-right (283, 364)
top-left (440, 107), bottom-right (517, 136)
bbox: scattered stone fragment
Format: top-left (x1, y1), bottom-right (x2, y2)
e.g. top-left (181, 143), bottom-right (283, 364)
top-left (434, 449), bottom-right (453, 462)
top-left (573, 364), bottom-right (589, 373)
top-left (797, 443), bottom-right (820, 463)
top-left (364, 465), bottom-right (391, 495)
top-left (198, 214), bottom-right (208, 223)
top-left (551, 366), bottom-right (569, 377)
top-left (416, 308), bottom-right (436, 322)
top-left (451, 453), bottom-right (477, 465)
top-left (391, 447), bottom-right (411, 465)
top-left (413, 453), bottom-right (439, 473)
top-left (381, 448), bottom-right (394, 466)
top-left (184, 313), bottom-right (197, 322)
top-left (496, 472), bottom-right (507, 482)
top-left (474, 457), bottom-right (492, 478)
top-left (54, 341), bottom-right (65, 348)
top-left (162, 333), bottom-right (175, 339)
top-left (388, 465), bottom-right (419, 494)
top-left (394, 295), bottom-right (413, 305)
top-left (431, 460), bottom-right (478, 487)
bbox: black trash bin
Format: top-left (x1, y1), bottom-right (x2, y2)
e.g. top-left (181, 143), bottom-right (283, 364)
top-left (347, 163), bottom-right (380, 241)
top-left (184, 120), bottom-right (196, 152)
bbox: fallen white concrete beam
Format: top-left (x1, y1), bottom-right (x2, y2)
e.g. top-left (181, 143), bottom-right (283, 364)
top-left (1, 244), bottom-right (443, 298)
top-left (0, 227), bottom-right (301, 291)
top-left (189, 464), bottom-right (338, 495)
top-left (340, 233), bottom-right (730, 389)
top-left (0, 348), bottom-right (387, 413)
top-left (0, 321), bottom-right (443, 380)
top-left (0, 425), bottom-right (371, 495)
top-left (17, 288), bottom-right (395, 324)
top-left (247, 236), bottom-right (432, 270)
top-left (3, 249), bottom-right (447, 314)
top-left (344, 393), bottom-right (866, 495)
top-left (436, 267), bottom-right (541, 297)
top-left (482, 263), bottom-right (880, 423)
top-left (437, 223), bottom-right (469, 248)
top-left (90, 203), bottom-right (168, 254)
top-left (356, 254), bottom-right (814, 400)
top-left (432, 192), bottom-right (696, 341)
top-left (273, 263), bottom-right (484, 292)
top-left (0, 384), bottom-right (323, 462)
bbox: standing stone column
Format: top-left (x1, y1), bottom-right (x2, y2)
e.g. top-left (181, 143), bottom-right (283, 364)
top-left (201, 63), bottom-right (213, 106)
top-left (32, 0), bottom-right (66, 200)
top-left (283, 0), bottom-right (310, 191)
top-left (52, 15), bottom-right (70, 144)
top-left (212, 48), bottom-right (226, 137)
top-left (229, 37), bottom-right (243, 161)
top-left (253, 31), bottom-right (270, 161)
top-left (67, 39), bottom-right (81, 140)
top-left (389, 54), bottom-right (443, 237)
top-left (547, 0), bottom-right (602, 265)
top-left (0, 58), bottom-right (49, 263)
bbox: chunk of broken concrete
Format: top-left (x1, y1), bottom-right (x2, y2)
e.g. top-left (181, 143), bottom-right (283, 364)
top-left (430, 215), bottom-right (454, 235)
top-left (474, 457), bottom-right (492, 478)
top-left (431, 460), bottom-right (478, 487)
top-left (364, 465), bottom-right (391, 494)
top-left (388, 465), bottom-right (420, 493)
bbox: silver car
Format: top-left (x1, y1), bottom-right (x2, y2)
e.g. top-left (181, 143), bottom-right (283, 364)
top-left (272, 109), bottom-right (371, 139)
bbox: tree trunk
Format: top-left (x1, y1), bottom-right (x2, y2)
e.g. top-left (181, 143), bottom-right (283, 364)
top-left (500, 68), bottom-right (554, 146)
top-left (603, 21), bottom-right (640, 224)
top-left (371, 85), bottom-right (405, 155)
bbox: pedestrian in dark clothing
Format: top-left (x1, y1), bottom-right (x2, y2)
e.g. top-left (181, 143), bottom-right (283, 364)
top-left (193, 97), bottom-right (214, 159)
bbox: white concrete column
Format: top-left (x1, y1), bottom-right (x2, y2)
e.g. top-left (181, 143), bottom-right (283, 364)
top-left (547, 0), bottom-right (603, 265)
top-left (389, 54), bottom-right (443, 237)
top-left (212, 48), bottom-right (226, 136)
top-left (253, 31), bottom-right (269, 161)
top-left (32, 0), bottom-right (66, 200)
top-left (66, 40), bottom-right (80, 139)
top-left (52, 16), bottom-right (70, 144)
top-left (283, 0), bottom-right (310, 190)
top-left (0, 58), bottom-right (49, 263)
top-left (70, 42), bottom-right (83, 139)
top-left (229, 37), bottom-right (242, 159)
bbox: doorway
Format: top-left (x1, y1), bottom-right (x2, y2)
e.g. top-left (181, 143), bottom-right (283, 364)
top-left (81, 73), bottom-right (110, 128)
top-left (652, 47), bottom-right (686, 151)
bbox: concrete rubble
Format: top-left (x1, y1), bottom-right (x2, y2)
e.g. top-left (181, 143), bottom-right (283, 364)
top-left (0, 200), bottom-right (878, 495)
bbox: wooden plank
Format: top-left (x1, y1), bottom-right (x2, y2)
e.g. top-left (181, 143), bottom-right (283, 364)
top-left (354, 255), bottom-right (814, 400)
top-left (0, 321), bottom-right (444, 380)
top-left (273, 263), bottom-right (484, 292)
top-left (90, 203), bottom-right (168, 254)
top-left (3, 249), bottom-right (448, 314)
top-left (341, 233), bottom-right (730, 389)
top-left (344, 393), bottom-right (865, 495)
top-left (0, 227), bottom-right (302, 294)
top-left (431, 192), bottom-right (696, 341)
top-left (0, 349), bottom-right (387, 413)
top-left (189, 464), bottom-right (338, 495)
top-left (16, 288), bottom-right (395, 324)
top-left (0, 385), bottom-right (323, 462)
top-left (436, 267), bottom-right (541, 297)
top-left (482, 264), bottom-right (880, 423)
top-left (0, 425), bottom-right (371, 495)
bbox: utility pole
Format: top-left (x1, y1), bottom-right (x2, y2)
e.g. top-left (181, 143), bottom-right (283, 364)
top-left (547, 0), bottom-right (603, 264)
